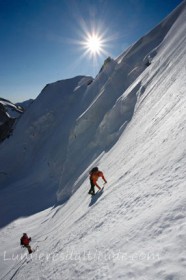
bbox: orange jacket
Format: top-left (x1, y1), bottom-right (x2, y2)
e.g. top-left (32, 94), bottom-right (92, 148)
top-left (90, 171), bottom-right (107, 188)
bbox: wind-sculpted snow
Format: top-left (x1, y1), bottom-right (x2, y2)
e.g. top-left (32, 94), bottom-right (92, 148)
top-left (0, 1), bottom-right (186, 279)
top-left (0, 0), bottom-right (186, 222)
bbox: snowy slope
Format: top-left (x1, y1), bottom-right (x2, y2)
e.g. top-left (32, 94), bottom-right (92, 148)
top-left (0, 1), bottom-right (186, 279)
top-left (16, 99), bottom-right (34, 111)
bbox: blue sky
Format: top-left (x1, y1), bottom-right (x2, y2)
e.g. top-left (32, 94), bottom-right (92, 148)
top-left (0, 0), bottom-right (183, 102)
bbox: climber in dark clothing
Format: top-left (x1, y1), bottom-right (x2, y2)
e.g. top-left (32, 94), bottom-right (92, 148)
top-left (20, 233), bottom-right (33, 254)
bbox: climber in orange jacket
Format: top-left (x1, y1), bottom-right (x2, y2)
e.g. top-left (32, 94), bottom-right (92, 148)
top-left (88, 167), bottom-right (107, 195)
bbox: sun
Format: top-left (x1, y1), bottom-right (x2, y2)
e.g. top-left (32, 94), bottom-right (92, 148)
top-left (85, 34), bottom-right (102, 55)
top-left (71, 20), bottom-right (114, 67)
top-left (81, 31), bottom-right (107, 57)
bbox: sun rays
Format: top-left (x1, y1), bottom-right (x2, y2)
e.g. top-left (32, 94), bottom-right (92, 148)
top-left (85, 33), bottom-right (103, 55)
top-left (66, 16), bottom-right (116, 76)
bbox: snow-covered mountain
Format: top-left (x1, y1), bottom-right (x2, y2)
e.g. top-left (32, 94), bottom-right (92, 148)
top-left (0, 98), bottom-right (23, 119)
top-left (16, 99), bottom-right (34, 111)
top-left (0, 98), bottom-right (24, 142)
top-left (0, 1), bottom-right (186, 279)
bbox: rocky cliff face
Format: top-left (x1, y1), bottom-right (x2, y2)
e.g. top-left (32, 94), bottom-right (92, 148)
top-left (0, 98), bottom-right (24, 142)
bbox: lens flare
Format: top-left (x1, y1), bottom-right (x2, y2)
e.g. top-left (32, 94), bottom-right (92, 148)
top-left (85, 34), bottom-right (102, 55)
